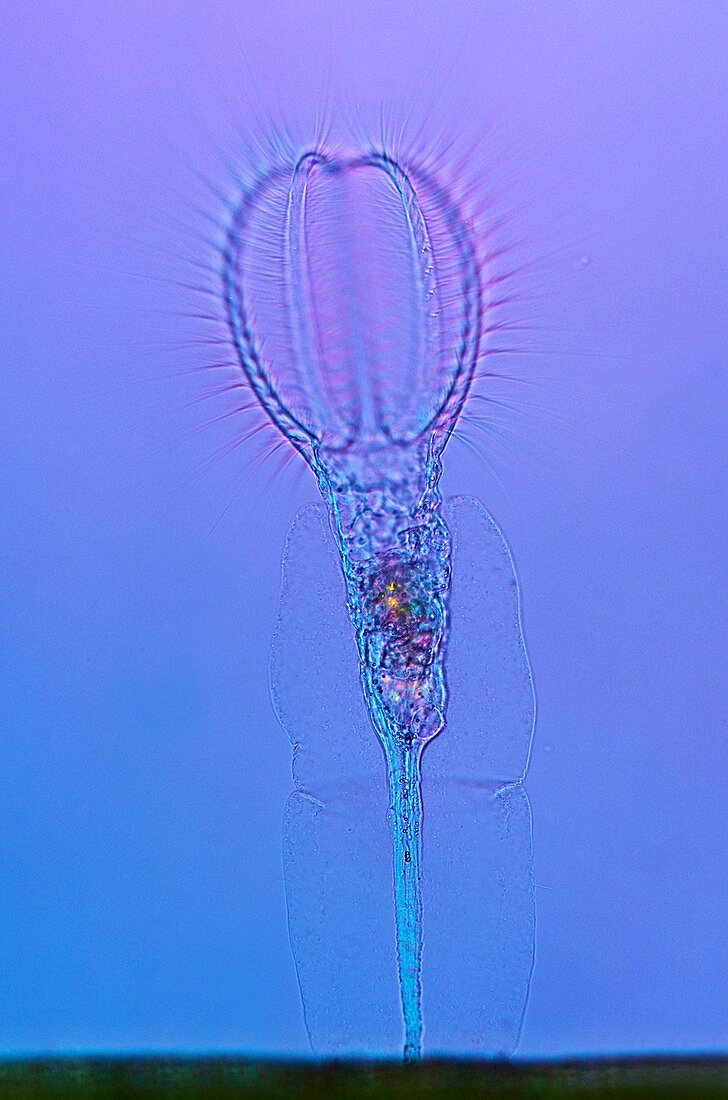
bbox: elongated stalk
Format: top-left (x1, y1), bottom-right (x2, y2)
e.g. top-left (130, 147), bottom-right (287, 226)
top-left (318, 450), bottom-right (448, 1060)
top-left (384, 737), bottom-right (425, 1061)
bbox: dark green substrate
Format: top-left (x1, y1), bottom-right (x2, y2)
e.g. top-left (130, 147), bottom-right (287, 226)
top-left (0, 1057), bottom-right (725, 1098)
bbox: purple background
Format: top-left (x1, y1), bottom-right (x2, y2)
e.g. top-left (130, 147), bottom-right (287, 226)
top-left (1, 1), bottom-right (726, 1057)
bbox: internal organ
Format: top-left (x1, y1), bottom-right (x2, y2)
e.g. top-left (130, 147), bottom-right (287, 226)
top-left (358, 555), bottom-right (446, 742)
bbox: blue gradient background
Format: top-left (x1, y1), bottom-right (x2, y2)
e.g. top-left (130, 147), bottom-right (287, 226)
top-left (1, 1), bottom-right (725, 1057)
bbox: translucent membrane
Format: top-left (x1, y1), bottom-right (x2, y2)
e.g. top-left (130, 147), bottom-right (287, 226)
top-left (270, 496), bottom-right (535, 1056)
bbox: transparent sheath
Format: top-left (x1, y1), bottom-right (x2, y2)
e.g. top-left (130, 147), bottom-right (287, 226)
top-left (270, 495), bottom-right (534, 1056)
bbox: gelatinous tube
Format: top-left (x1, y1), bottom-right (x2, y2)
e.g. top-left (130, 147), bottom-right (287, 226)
top-left (270, 498), bottom-right (534, 1056)
top-left (221, 137), bottom-right (533, 1057)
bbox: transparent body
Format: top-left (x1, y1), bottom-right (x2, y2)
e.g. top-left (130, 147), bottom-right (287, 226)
top-left (220, 136), bottom-right (536, 1057)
